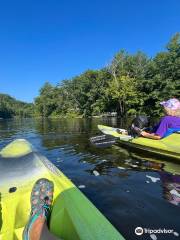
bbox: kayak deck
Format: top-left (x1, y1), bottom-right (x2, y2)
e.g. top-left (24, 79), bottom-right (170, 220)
top-left (0, 139), bottom-right (124, 240)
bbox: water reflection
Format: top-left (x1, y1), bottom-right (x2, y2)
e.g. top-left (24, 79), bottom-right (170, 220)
top-left (160, 172), bottom-right (180, 206)
top-left (0, 118), bottom-right (179, 240)
top-left (34, 118), bottom-right (95, 135)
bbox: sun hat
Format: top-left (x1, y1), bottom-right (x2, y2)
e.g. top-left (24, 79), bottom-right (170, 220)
top-left (160, 98), bottom-right (180, 111)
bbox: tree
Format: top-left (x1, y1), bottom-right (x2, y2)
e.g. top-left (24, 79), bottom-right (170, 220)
top-left (33, 33), bottom-right (180, 118)
top-left (35, 82), bottom-right (57, 117)
top-left (105, 75), bottom-right (138, 116)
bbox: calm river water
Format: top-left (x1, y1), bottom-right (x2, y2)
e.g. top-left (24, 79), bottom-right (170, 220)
top-left (0, 118), bottom-right (180, 240)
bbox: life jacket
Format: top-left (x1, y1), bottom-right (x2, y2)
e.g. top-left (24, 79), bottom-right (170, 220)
top-left (163, 128), bottom-right (180, 137)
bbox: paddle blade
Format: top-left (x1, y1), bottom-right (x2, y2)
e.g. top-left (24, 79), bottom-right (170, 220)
top-left (90, 135), bottom-right (117, 148)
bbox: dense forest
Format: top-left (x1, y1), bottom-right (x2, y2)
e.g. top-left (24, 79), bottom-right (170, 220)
top-left (35, 33), bottom-right (180, 118)
top-left (0, 94), bottom-right (34, 118)
top-left (0, 33), bottom-right (180, 119)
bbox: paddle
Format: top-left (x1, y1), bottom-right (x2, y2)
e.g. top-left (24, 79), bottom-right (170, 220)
top-left (90, 134), bottom-right (117, 148)
top-left (90, 128), bottom-right (180, 148)
top-left (90, 125), bottom-right (135, 148)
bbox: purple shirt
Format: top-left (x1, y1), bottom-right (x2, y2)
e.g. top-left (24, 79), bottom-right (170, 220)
top-left (155, 116), bottom-right (180, 137)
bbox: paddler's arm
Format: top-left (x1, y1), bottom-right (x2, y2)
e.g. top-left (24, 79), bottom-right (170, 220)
top-left (141, 116), bottom-right (170, 140)
top-left (141, 131), bottom-right (161, 140)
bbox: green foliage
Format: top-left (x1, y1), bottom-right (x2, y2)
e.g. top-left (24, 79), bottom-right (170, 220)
top-left (0, 94), bottom-right (34, 118)
top-left (2, 34), bottom-right (179, 119)
top-left (34, 82), bottom-right (58, 117)
top-left (139, 33), bottom-right (180, 116)
top-left (33, 33), bottom-right (180, 118)
top-left (105, 75), bottom-right (138, 116)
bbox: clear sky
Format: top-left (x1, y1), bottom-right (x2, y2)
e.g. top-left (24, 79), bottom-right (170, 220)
top-left (0, 0), bottom-right (180, 103)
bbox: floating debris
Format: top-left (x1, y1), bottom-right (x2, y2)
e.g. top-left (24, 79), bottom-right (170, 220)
top-left (93, 170), bottom-right (100, 176)
top-left (150, 234), bottom-right (157, 240)
top-left (146, 181), bottom-right (150, 184)
top-left (131, 164), bottom-right (138, 168)
top-left (78, 185), bottom-right (86, 189)
top-left (102, 159), bottom-right (107, 162)
top-left (174, 232), bottom-right (179, 237)
top-left (82, 161), bottom-right (86, 163)
top-left (126, 190), bottom-right (130, 193)
top-left (146, 175), bottom-right (160, 183)
top-left (117, 166), bottom-right (125, 170)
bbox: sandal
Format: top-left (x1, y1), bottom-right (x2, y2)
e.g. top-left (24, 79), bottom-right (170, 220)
top-left (23, 178), bottom-right (54, 240)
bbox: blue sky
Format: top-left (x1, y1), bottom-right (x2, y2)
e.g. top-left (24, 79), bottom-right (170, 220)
top-left (0, 0), bottom-right (179, 103)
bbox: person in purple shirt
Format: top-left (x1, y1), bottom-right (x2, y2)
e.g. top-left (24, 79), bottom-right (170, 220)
top-left (141, 98), bottom-right (180, 140)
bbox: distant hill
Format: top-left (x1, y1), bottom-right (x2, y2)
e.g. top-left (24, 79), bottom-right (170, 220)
top-left (0, 93), bottom-right (34, 118)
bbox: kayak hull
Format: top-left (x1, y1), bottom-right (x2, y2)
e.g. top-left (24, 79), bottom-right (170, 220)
top-left (98, 125), bottom-right (180, 162)
top-left (0, 139), bottom-right (124, 240)
top-left (118, 139), bottom-right (180, 162)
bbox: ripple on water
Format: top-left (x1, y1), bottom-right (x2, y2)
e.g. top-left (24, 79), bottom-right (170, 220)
top-left (0, 118), bottom-right (179, 240)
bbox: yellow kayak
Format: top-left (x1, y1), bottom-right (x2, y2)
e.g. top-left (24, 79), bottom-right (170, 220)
top-left (0, 139), bottom-right (124, 240)
top-left (98, 125), bottom-right (180, 162)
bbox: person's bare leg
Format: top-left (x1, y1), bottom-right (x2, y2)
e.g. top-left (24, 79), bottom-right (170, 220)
top-left (23, 179), bottom-right (61, 240)
top-left (29, 215), bottom-right (45, 240)
top-left (29, 215), bottom-right (60, 240)
top-left (40, 223), bottom-right (61, 240)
